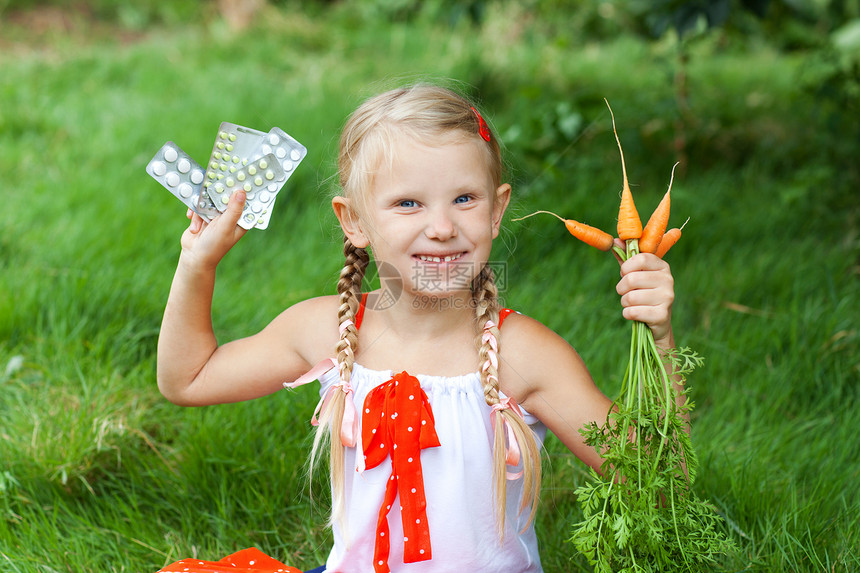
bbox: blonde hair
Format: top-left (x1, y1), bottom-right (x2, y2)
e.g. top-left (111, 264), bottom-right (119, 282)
top-left (313, 83), bottom-right (540, 536)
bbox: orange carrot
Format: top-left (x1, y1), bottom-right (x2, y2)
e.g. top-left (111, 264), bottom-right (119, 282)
top-left (638, 162), bottom-right (679, 254)
top-left (655, 218), bottom-right (689, 258)
top-left (606, 99), bottom-right (641, 241)
top-left (655, 228), bottom-right (681, 258)
top-left (565, 219), bottom-right (615, 251)
top-left (514, 210), bottom-right (614, 251)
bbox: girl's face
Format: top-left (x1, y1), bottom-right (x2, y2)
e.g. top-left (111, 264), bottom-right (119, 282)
top-left (339, 134), bottom-right (510, 301)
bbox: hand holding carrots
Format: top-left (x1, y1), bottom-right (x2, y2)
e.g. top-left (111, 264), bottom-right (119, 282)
top-left (514, 100), bottom-right (683, 346)
top-left (617, 253), bottom-right (674, 346)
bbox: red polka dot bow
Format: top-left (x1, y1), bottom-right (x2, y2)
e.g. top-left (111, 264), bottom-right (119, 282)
top-left (362, 372), bottom-right (440, 573)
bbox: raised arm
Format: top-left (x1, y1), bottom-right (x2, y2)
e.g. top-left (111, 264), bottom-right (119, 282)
top-left (156, 191), bottom-right (338, 406)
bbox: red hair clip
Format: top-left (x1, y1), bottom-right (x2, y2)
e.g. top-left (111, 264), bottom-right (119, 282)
top-left (470, 106), bottom-right (492, 142)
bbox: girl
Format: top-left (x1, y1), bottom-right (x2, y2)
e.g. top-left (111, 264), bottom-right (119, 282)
top-left (157, 84), bottom-right (677, 572)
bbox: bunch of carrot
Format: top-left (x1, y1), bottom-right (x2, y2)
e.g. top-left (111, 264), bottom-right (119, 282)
top-left (514, 101), bottom-right (683, 260)
top-left (519, 103), bottom-right (734, 571)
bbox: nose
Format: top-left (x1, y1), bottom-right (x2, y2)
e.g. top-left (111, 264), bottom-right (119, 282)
top-left (424, 208), bottom-right (457, 241)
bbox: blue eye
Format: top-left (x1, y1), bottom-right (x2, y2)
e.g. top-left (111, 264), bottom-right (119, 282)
top-left (454, 195), bottom-right (472, 204)
top-left (398, 200), bottom-right (417, 208)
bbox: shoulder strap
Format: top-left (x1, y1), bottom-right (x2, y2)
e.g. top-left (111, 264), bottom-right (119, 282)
top-left (498, 308), bottom-right (517, 329)
top-left (355, 292), bottom-right (369, 330)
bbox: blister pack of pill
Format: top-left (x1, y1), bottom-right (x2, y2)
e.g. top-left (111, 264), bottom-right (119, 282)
top-left (146, 142), bottom-right (218, 221)
top-left (258, 127), bottom-right (308, 175)
top-left (147, 122), bottom-right (306, 230)
top-left (206, 153), bottom-right (286, 229)
top-left (202, 123), bottom-right (268, 191)
top-left (200, 122), bottom-right (307, 228)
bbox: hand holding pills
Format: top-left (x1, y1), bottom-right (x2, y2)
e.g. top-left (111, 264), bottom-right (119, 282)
top-left (179, 189), bottom-right (250, 271)
top-left (146, 122), bottom-right (307, 230)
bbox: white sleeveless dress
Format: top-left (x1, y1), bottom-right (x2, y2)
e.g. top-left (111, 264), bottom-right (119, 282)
top-left (317, 363), bottom-right (547, 573)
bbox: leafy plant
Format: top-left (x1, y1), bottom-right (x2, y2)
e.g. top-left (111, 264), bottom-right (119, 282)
top-left (570, 340), bottom-right (735, 572)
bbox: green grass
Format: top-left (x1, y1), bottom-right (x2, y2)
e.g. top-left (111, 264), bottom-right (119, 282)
top-left (1, 3), bottom-right (858, 572)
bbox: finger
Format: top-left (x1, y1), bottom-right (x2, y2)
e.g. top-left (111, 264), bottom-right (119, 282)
top-left (189, 212), bottom-right (203, 234)
top-left (622, 303), bottom-right (672, 332)
top-left (620, 252), bottom-right (669, 276)
top-left (617, 268), bottom-right (670, 293)
top-left (620, 285), bottom-right (674, 309)
top-left (223, 190), bottom-right (247, 228)
top-left (186, 208), bottom-right (193, 220)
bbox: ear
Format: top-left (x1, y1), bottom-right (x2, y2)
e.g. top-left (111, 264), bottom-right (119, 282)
top-left (491, 183), bottom-right (512, 239)
top-left (332, 196), bottom-right (371, 248)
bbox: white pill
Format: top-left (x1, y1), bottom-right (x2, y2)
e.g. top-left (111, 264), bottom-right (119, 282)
top-left (268, 183), bottom-right (278, 192)
top-left (152, 161), bottom-right (167, 176)
top-left (290, 149), bottom-right (301, 161)
top-left (177, 158), bottom-right (191, 173)
top-left (282, 160), bottom-right (293, 171)
top-left (261, 144), bottom-right (272, 155)
top-left (275, 147), bottom-right (286, 159)
top-left (260, 191), bottom-right (271, 202)
top-left (269, 134), bottom-right (280, 145)
top-left (252, 202), bottom-right (262, 213)
top-left (163, 147), bottom-right (178, 162)
top-left (166, 172), bottom-right (180, 187)
top-left (178, 183), bottom-right (193, 198)
top-left (190, 170), bottom-right (204, 184)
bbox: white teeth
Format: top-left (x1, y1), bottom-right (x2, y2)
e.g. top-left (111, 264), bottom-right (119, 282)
top-left (418, 253), bottom-right (462, 262)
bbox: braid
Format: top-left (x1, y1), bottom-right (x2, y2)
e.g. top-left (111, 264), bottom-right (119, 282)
top-left (472, 265), bottom-right (542, 538)
top-left (335, 236), bottom-right (367, 385)
top-left (473, 265), bottom-right (501, 401)
top-left (310, 236), bottom-right (369, 530)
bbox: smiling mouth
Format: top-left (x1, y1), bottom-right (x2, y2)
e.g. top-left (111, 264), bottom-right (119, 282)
top-left (414, 252), bottom-right (466, 263)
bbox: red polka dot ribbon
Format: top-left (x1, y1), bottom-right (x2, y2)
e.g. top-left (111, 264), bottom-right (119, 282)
top-left (362, 371), bottom-right (440, 572)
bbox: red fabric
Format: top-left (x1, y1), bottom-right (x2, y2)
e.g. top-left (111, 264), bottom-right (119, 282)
top-left (361, 372), bottom-right (441, 573)
top-left (156, 548), bottom-right (301, 572)
top-left (498, 308), bottom-right (516, 328)
top-left (355, 292), bottom-right (369, 330)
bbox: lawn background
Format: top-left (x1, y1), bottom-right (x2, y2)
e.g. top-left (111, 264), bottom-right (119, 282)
top-left (0, 1), bottom-right (858, 571)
